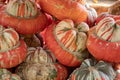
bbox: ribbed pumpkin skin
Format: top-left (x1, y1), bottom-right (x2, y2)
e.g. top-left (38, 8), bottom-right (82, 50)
top-left (68, 59), bottom-right (116, 80)
top-left (87, 16), bottom-right (120, 63)
top-left (36, 0), bottom-right (88, 24)
top-left (45, 19), bottom-right (89, 67)
top-left (96, 17), bottom-right (120, 42)
top-left (0, 0), bottom-right (47, 34)
top-left (0, 40), bottom-right (27, 68)
top-left (6, 0), bottom-right (38, 18)
top-left (16, 47), bottom-right (57, 80)
top-left (0, 69), bottom-right (21, 80)
top-left (0, 26), bottom-right (19, 51)
top-left (25, 47), bottom-right (53, 64)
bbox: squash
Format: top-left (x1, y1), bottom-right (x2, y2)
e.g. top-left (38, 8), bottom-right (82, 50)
top-left (16, 47), bottom-right (68, 80)
top-left (16, 63), bottom-right (68, 80)
top-left (0, 25), bottom-right (27, 68)
top-left (16, 63), bottom-right (58, 80)
top-left (35, 0), bottom-right (88, 24)
top-left (0, 0), bottom-right (47, 34)
top-left (68, 59), bottom-right (116, 80)
top-left (0, 69), bottom-right (21, 80)
top-left (45, 19), bottom-right (89, 67)
top-left (87, 16), bottom-right (120, 63)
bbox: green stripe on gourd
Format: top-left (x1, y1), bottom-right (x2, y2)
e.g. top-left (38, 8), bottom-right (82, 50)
top-left (68, 59), bottom-right (116, 80)
top-left (96, 17), bottom-right (120, 42)
top-left (6, 0), bottom-right (38, 18)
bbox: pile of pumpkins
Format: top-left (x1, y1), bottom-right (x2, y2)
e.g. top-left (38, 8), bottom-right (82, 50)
top-left (0, 0), bottom-right (120, 80)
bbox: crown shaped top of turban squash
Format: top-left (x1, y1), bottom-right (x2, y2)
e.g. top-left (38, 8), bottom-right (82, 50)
top-left (6, 0), bottom-right (38, 18)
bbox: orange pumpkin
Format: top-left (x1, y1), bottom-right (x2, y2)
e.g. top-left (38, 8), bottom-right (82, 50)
top-left (45, 19), bottom-right (89, 67)
top-left (87, 16), bottom-right (120, 63)
top-left (36, 0), bottom-right (88, 24)
top-left (0, 26), bottom-right (27, 68)
top-left (0, 0), bottom-right (47, 34)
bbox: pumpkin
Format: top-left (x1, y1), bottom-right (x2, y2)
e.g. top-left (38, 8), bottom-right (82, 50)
top-left (87, 16), bottom-right (120, 63)
top-left (85, 4), bottom-right (97, 27)
top-left (16, 62), bottom-right (68, 80)
top-left (68, 59), bottom-right (116, 80)
top-left (45, 19), bottom-right (89, 67)
top-left (16, 63), bottom-right (58, 80)
top-left (0, 0), bottom-right (47, 34)
top-left (35, 0), bottom-right (88, 24)
top-left (0, 68), bottom-right (21, 80)
top-left (16, 47), bottom-right (68, 80)
top-left (0, 25), bottom-right (27, 68)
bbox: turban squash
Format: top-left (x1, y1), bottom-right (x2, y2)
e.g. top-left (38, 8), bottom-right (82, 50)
top-left (0, 26), bottom-right (27, 68)
top-left (35, 0), bottom-right (88, 24)
top-left (68, 59), bottom-right (116, 80)
top-left (87, 15), bottom-right (120, 63)
top-left (45, 19), bottom-right (89, 67)
top-left (16, 47), bottom-right (68, 80)
top-left (0, 0), bottom-right (47, 34)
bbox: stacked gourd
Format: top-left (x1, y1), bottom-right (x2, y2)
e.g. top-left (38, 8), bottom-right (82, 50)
top-left (0, 0), bottom-right (119, 80)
